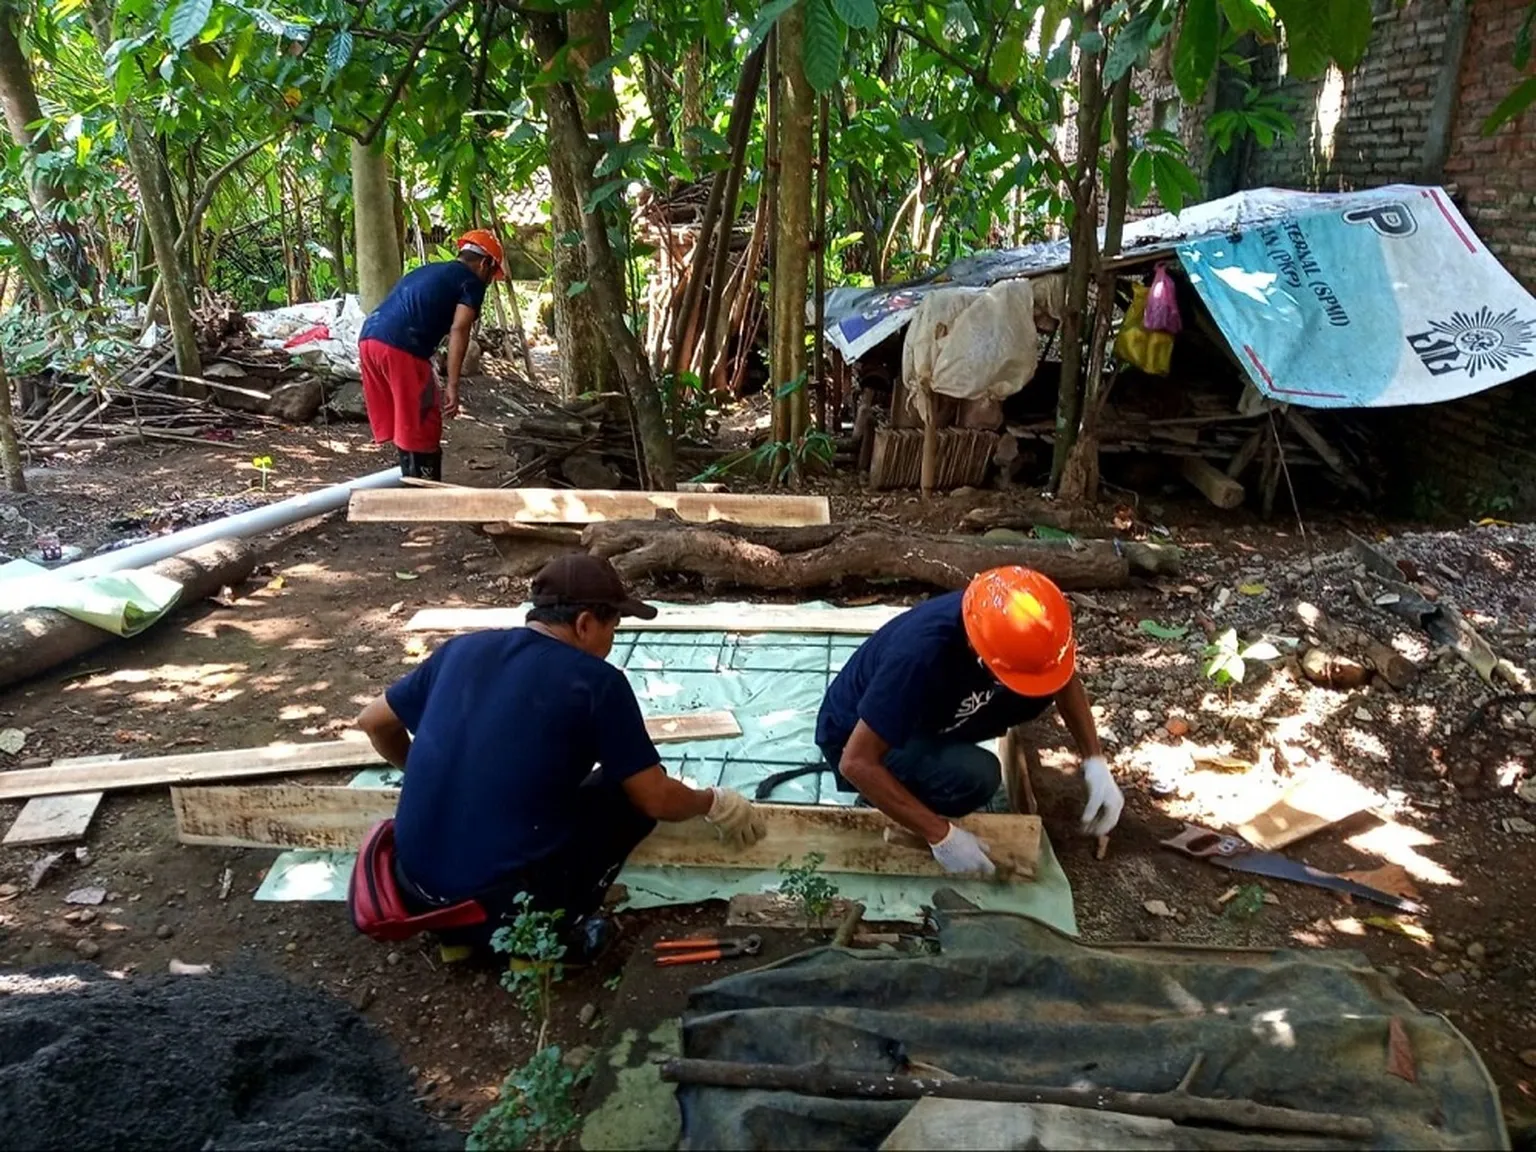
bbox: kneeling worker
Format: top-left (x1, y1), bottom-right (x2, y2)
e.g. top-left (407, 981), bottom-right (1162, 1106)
top-left (354, 554), bottom-right (765, 958)
top-left (816, 566), bottom-right (1123, 874)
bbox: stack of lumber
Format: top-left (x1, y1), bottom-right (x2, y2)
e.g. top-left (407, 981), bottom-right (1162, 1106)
top-left (869, 427), bottom-right (999, 491)
top-left (0, 711), bottom-right (743, 848)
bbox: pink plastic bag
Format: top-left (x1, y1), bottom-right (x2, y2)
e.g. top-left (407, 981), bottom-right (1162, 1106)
top-left (1143, 264), bottom-right (1182, 335)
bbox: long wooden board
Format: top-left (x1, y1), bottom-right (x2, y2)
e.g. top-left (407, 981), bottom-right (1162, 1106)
top-left (406, 603), bottom-right (903, 635)
top-left (170, 785), bottom-right (1041, 880)
top-left (347, 487), bottom-right (831, 527)
top-left (0, 711), bottom-right (740, 803)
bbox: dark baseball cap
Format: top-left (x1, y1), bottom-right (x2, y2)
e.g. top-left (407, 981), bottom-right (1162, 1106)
top-left (530, 554), bottom-right (658, 620)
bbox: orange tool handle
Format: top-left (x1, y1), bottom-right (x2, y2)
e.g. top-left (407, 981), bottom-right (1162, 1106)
top-left (654, 937), bottom-right (723, 951)
top-left (655, 949), bottom-right (723, 966)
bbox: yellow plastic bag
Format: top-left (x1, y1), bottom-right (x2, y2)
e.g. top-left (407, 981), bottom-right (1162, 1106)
top-left (1113, 282), bottom-right (1174, 376)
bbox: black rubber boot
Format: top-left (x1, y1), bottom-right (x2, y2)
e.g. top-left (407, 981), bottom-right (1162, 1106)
top-left (415, 451), bottom-right (443, 482)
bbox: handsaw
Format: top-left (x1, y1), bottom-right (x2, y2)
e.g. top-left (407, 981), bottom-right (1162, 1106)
top-left (1161, 823), bottom-right (1425, 915)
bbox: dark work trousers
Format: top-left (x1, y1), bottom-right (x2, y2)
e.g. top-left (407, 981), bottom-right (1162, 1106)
top-left (397, 448), bottom-right (443, 482)
top-left (818, 738), bottom-right (1004, 818)
top-left (394, 784), bottom-right (656, 952)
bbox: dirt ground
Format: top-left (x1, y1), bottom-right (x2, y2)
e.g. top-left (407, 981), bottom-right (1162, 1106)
top-left (1, 376), bottom-right (1534, 1140)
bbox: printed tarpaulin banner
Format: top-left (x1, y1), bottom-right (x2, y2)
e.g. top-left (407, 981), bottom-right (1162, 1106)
top-left (1178, 185), bottom-right (1536, 408)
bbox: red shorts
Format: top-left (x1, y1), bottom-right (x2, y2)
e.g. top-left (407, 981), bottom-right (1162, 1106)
top-left (360, 338), bottom-right (441, 452)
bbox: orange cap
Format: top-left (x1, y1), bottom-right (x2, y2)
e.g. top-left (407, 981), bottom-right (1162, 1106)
top-left (458, 229), bottom-right (506, 280)
top-left (961, 567), bottom-right (1076, 697)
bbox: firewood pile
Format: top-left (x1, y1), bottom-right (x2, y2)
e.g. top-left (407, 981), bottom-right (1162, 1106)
top-left (22, 302), bottom-right (328, 456)
top-left (501, 382), bottom-right (728, 490)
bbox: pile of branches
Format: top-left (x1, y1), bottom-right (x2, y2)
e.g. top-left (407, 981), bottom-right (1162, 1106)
top-left (502, 385), bottom-right (727, 489)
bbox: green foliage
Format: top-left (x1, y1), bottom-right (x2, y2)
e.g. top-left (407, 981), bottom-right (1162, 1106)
top-left (1173, 0), bottom-right (1219, 103)
top-left (1484, 76), bottom-right (1536, 136)
top-left (466, 1045), bottom-right (584, 1152)
top-left (1207, 84), bottom-right (1295, 153)
top-left (803, 0), bottom-right (847, 93)
top-left (1138, 619), bottom-right (1189, 641)
top-left (1222, 883), bottom-right (1266, 921)
top-left (1202, 629), bottom-right (1280, 687)
top-left (1127, 130), bottom-right (1202, 213)
top-left (778, 851), bottom-right (839, 926)
top-left (490, 893), bottom-right (567, 1020)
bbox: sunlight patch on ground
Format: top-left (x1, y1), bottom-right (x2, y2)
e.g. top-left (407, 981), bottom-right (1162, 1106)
top-left (1347, 820), bottom-right (1460, 888)
top-left (279, 703), bottom-right (327, 721)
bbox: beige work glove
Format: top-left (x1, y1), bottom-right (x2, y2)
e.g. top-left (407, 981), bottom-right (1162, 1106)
top-left (705, 787), bottom-right (766, 850)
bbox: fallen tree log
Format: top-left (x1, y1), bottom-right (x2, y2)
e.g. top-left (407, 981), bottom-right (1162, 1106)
top-left (0, 539), bottom-right (255, 691)
top-left (582, 520), bottom-right (1179, 591)
top-left (1293, 602), bottom-right (1417, 691)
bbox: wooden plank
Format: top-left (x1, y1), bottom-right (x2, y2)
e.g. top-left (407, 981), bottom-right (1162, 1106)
top-left (4, 793), bottom-right (104, 846)
top-left (347, 487), bottom-right (831, 527)
top-left (171, 786), bottom-right (1042, 880)
top-left (406, 603), bottom-right (903, 635)
top-left (1234, 770), bottom-right (1379, 851)
top-left (0, 712), bottom-right (740, 803)
top-left (2, 754), bottom-right (118, 846)
top-left (1180, 456), bottom-right (1245, 509)
top-left (3, 752), bottom-right (115, 844)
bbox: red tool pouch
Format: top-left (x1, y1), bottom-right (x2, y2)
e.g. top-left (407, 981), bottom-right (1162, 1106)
top-left (348, 819), bottom-right (488, 942)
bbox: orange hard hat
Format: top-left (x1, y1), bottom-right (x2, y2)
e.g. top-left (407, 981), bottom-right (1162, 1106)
top-left (458, 229), bottom-right (506, 280)
top-left (961, 566), bottom-right (1076, 697)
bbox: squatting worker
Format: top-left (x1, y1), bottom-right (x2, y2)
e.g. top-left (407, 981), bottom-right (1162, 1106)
top-left (354, 554), bottom-right (766, 961)
top-left (815, 566), bottom-right (1123, 875)
top-left (358, 229), bottom-right (504, 481)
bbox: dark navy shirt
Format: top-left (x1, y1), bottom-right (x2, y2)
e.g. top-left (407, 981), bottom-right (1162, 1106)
top-left (816, 592), bottom-right (1053, 752)
top-left (386, 629), bottom-right (660, 899)
top-left (360, 261), bottom-right (487, 360)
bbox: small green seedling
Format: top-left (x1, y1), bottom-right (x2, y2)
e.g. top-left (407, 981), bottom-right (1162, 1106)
top-left (778, 851), bottom-right (839, 928)
top-left (1202, 628), bottom-right (1280, 686)
top-left (490, 892), bottom-right (567, 1021)
top-left (251, 455), bottom-right (274, 492)
top-left (467, 1044), bottom-right (584, 1151)
top-left (1139, 619), bottom-right (1189, 641)
top-left (1222, 883), bottom-right (1267, 921)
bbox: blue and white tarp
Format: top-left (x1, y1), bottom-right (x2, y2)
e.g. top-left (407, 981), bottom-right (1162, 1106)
top-left (822, 185), bottom-right (1536, 411)
top-left (1179, 185), bottom-right (1536, 408)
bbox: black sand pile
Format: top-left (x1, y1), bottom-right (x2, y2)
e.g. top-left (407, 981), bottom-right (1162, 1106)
top-left (0, 966), bottom-right (461, 1151)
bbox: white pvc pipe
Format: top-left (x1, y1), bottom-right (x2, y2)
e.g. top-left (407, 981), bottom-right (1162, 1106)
top-left (52, 465), bottom-right (403, 583)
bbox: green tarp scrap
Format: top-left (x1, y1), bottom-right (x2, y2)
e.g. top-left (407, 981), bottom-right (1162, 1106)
top-left (673, 909), bottom-right (1509, 1151)
top-left (0, 559), bottom-right (184, 637)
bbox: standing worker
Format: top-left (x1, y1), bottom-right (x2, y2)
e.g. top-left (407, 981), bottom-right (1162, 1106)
top-left (351, 554), bottom-right (767, 962)
top-left (358, 230), bottom-right (504, 480)
top-left (812, 566), bottom-right (1123, 874)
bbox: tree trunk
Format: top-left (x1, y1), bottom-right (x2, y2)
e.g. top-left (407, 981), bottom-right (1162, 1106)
top-left (813, 91), bottom-right (830, 432)
top-left (1048, 1), bottom-right (1107, 490)
top-left (582, 519), bottom-right (1180, 592)
top-left (642, 54), bottom-right (673, 150)
top-left (125, 122), bottom-right (202, 384)
top-left (0, 346), bottom-right (26, 493)
top-left (770, 4), bottom-right (814, 477)
top-left (328, 204), bottom-right (348, 295)
top-left (86, 2), bottom-right (200, 383)
top-left (1057, 71), bottom-right (1130, 505)
top-left (698, 43), bottom-right (767, 389)
top-left (528, 12), bottom-right (674, 487)
top-left (0, 213), bottom-right (60, 316)
top-left (680, 42), bottom-right (704, 166)
top-left (548, 157), bottom-right (618, 401)
top-left (351, 138), bottom-right (402, 312)
top-left (0, 540), bottom-right (255, 691)
top-left (0, 8), bottom-right (90, 292)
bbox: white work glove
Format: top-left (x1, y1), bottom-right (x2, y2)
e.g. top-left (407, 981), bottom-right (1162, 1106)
top-left (1080, 755), bottom-right (1124, 837)
top-left (706, 787), bottom-right (766, 849)
top-left (929, 823), bottom-right (996, 876)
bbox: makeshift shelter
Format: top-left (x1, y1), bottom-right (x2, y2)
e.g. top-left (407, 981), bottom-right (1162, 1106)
top-left (823, 186), bottom-right (1536, 506)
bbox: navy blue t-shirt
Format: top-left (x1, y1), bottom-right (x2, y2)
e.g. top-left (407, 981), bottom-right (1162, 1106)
top-left (360, 261), bottom-right (487, 361)
top-left (385, 628), bottom-right (660, 899)
top-left (815, 592), bottom-right (1054, 752)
